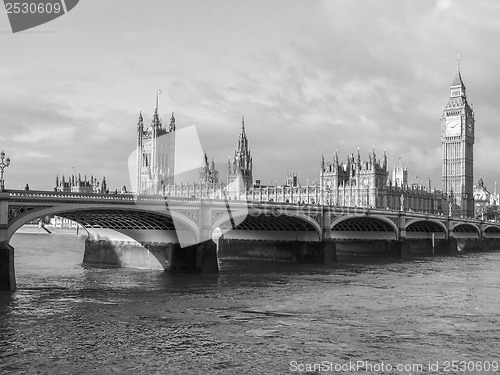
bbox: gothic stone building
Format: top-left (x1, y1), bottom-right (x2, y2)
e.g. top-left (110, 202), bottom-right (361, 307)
top-left (136, 92), bottom-right (176, 194)
top-left (319, 150), bottom-right (442, 212)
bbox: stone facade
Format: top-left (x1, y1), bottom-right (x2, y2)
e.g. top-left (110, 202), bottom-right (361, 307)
top-left (318, 149), bottom-right (443, 212)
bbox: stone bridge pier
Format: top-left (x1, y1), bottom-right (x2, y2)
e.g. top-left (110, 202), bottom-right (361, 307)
top-left (82, 203), bottom-right (220, 276)
top-left (0, 192), bottom-right (16, 291)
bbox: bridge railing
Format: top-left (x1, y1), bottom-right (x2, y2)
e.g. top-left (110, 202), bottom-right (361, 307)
top-left (2, 189), bottom-right (423, 216)
top-left (5, 189), bottom-right (493, 225)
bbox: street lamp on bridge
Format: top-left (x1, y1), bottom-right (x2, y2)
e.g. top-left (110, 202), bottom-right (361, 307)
top-left (0, 150), bottom-right (11, 191)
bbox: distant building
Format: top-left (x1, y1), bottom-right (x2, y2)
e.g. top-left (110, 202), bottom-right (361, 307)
top-left (200, 152), bottom-right (219, 185)
top-left (50, 216), bottom-right (79, 228)
top-left (473, 177), bottom-right (498, 220)
top-left (55, 174), bottom-right (107, 194)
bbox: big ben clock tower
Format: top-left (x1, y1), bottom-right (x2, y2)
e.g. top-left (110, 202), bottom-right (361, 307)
top-left (441, 57), bottom-right (475, 217)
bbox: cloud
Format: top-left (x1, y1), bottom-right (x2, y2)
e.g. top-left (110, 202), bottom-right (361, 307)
top-left (434, 0), bottom-right (453, 13)
top-left (1, 0), bottom-right (500, 192)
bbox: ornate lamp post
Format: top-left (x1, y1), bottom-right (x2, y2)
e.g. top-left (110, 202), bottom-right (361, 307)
top-left (0, 150), bottom-right (11, 191)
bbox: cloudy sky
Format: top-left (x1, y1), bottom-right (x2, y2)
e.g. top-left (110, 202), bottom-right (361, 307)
top-left (1, 0), bottom-right (500, 192)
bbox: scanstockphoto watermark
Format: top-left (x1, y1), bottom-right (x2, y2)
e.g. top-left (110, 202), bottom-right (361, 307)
top-left (290, 360), bottom-right (425, 373)
top-left (289, 360), bottom-right (500, 373)
top-left (3, 0), bottom-right (79, 33)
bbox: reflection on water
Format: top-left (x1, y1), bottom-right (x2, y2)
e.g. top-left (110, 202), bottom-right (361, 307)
top-left (1, 233), bottom-right (499, 374)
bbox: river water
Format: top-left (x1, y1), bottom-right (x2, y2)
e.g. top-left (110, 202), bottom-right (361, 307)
top-left (1, 233), bottom-right (499, 374)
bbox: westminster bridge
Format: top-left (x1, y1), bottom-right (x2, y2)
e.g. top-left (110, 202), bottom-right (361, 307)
top-left (2, 189), bottom-right (500, 291)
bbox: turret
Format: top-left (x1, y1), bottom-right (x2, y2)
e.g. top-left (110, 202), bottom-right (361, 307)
top-left (151, 107), bottom-right (161, 136)
top-left (101, 177), bottom-right (107, 194)
top-left (137, 111), bottom-right (144, 146)
top-left (169, 112), bottom-right (176, 132)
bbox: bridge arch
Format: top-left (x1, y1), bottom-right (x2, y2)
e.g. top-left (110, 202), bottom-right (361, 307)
top-left (484, 225), bottom-right (500, 238)
top-left (451, 223), bottom-right (480, 239)
top-left (7, 205), bottom-right (200, 245)
top-left (212, 206), bottom-right (322, 241)
top-left (330, 215), bottom-right (398, 240)
top-left (405, 219), bottom-right (448, 239)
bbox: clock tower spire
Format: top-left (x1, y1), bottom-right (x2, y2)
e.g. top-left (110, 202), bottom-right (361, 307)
top-left (441, 56), bottom-right (475, 217)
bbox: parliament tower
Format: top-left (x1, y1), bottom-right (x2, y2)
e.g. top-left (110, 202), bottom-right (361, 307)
top-left (441, 57), bottom-right (475, 217)
top-left (227, 116), bottom-right (253, 195)
top-left (136, 91), bottom-right (176, 194)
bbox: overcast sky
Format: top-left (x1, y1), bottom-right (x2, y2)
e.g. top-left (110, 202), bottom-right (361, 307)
top-left (1, 0), bottom-right (500, 192)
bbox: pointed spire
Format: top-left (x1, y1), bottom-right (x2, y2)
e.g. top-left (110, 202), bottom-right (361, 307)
top-left (169, 111), bottom-right (176, 132)
top-left (202, 152), bottom-right (209, 167)
top-left (451, 54), bottom-right (465, 88)
top-left (156, 88), bottom-right (162, 112)
top-left (240, 115), bottom-right (246, 136)
top-left (151, 93), bottom-right (162, 132)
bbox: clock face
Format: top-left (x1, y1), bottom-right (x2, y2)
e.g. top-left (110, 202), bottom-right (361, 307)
top-left (445, 116), bottom-right (461, 137)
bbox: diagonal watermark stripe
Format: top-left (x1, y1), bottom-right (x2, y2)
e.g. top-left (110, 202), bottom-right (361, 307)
top-left (128, 125), bottom-right (249, 248)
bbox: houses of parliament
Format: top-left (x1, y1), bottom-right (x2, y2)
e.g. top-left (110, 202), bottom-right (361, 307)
top-left (134, 60), bottom-right (490, 218)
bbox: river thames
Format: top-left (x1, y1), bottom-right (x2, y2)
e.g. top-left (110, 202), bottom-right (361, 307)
top-left (0, 232), bottom-right (499, 374)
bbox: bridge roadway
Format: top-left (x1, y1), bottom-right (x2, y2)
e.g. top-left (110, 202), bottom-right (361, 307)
top-left (1, 190), bottom-right (500, 291)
